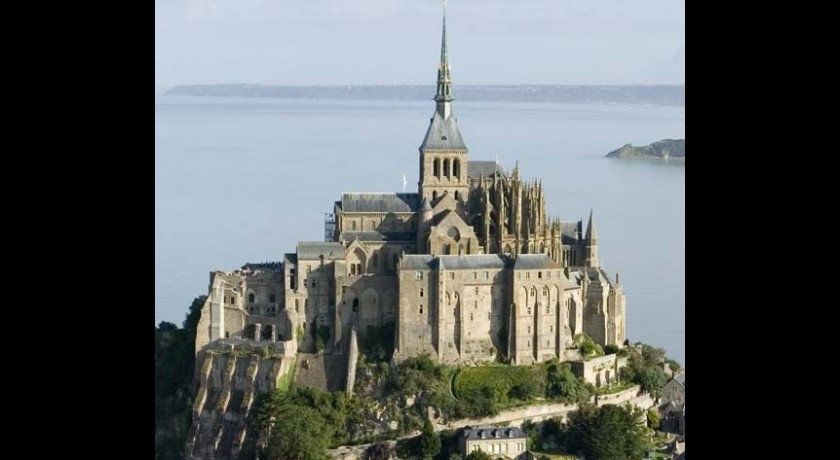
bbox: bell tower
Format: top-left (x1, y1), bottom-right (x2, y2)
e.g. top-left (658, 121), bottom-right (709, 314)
top-left (418, 2), bottom-right (469, 204)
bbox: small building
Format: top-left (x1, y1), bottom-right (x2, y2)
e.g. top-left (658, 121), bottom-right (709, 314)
top-left (661, 370), bottom-right (685, 408)
top-left (659, 370), bottom-right (685, 435)
top-left (459, 426), bottom-right (528, 459)
top-left (570, 353), bottom-right (626, 388)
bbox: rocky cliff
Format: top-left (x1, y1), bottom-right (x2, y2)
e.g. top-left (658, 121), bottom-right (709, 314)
top-left (185, 342), bottom-right (295, 460)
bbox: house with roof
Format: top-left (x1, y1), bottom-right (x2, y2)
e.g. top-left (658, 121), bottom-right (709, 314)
top-left (459, 426), bottom-right (528, 459)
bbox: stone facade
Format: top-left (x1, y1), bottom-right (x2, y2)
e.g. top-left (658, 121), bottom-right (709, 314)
top-left (459, 426), bottom-right (527, 459)
top-left (193, 11), bottom-right (626, 368)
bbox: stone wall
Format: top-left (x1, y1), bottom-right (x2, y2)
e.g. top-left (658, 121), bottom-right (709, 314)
top-left (570, 354), bottom-right (625, 388)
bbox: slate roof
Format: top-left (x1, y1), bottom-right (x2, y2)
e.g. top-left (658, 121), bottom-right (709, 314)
top-left (673, 371), bottom-right (685, 388)
top-left (401, 255), bottom-right (435, 270)
top-left (340, 231), bottom-right (416, 242)
top-left (560, 222), bottom-right (581, 239)
top-left (419, 111), bottom-right (468, 151)
top-left (439, 254), bottom-right (507, 270)
top-left (468, 161), bottom-right (507, 179)
top-left (513, 253), bottom-right (555, 270)
top-left (339, 193), bottom-right (420, 214)
top-left (297, 242), bottom-right (346, 260)
top-left (461, 426), bottom-right (526, 441)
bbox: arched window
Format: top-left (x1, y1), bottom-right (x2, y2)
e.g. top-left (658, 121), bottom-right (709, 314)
top-left (249, 293), bottom-right (255, 303)
top-left (530, 287), bottom-right (536, 297)
top-left (443, 158), bottom-right (450, 177)
top-left (352, 220), bottom-right (357, 231)
top-left (454, 191), bottom-right (460, 200)
top-left (269, 293), bottom-right (276, 303)
top-left (352, 298), bottom-right (359, 312)
top-left (434, 158), bottom-right (441, 178)
top-left (433, 190), bottom-right (438, 200)
top-left (453, 159), bottom-right (460, 178)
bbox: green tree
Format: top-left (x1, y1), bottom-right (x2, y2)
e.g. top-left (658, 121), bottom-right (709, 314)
top-left (574, 333), bottom-right (605, 360)
top-left (465, 451), bottom-right (492, 460)
top-left (566, 404), bottom-right (646, 460)
top-left (621, 344), bottom-right (669, 397)
top-left (155, 295), bottom-right (206, 460)
top-left (419, 418), bottom-right (441, 459)
top-left (545, 361), bottom-right (591, 403)
top-left (647, 408), bottom-right (660, 430)
top-left (261, 404), bottom-right (331, 460)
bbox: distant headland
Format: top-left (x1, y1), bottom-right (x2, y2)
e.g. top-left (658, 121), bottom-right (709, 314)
top-left (606, 139), bottom-right (685, 161)
top-left (165, 84), bottom-right (685, 107)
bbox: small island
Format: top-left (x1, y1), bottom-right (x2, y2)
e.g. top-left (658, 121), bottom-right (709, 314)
top-left (606, 139), bottom-right (685, 161)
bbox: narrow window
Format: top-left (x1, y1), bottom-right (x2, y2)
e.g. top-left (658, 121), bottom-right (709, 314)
top-left (474, 286), bottom-right (479, 295)
top-left (454, 191), bottom-right (460, 200)
top-left (450, 272), bottom-right (455, 280)
top-left (249, 293), bottom-right (255, 303)
top-left (420, 288), bottom-right (424, 298)
top-left (352, 298), bottom-right (359, 312)
top-left (415, 270), bottom-right (423, 280)
top-left (470, 313), bottom-right (474, 321)
top-left (484, 271), bottom-right (489, 280)
top-left (473, 272), bottom-right (477, 280)
top-left (420, 305), bottom-right (424, 314)
top-left (526, 272), bottom-right (530, 280)
top-left (269, 293), bottom-right (276, 303)
top-left (538, 271), bottom-right (543, 279)
top-left (352, 221), bottom-right (357, 231)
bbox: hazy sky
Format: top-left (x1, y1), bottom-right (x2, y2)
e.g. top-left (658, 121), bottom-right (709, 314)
top-left (155, 0), bottom-right (684, 88)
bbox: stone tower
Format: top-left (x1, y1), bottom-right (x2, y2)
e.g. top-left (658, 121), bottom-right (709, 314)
top-left (418, 7), bottom-right (470, 204)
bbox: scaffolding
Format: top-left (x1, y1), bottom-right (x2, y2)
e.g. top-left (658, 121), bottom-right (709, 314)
top-left (324, 213), bottom-right (336, 242)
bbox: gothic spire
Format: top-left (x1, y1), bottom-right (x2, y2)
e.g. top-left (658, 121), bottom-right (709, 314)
top-left (585, 209), bottom-right (598, 244)
top-left (435, 2), bottom-right (453, 119)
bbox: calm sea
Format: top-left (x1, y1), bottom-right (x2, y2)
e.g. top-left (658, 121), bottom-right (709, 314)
top-left (155, 94), bottom-right (685, 364)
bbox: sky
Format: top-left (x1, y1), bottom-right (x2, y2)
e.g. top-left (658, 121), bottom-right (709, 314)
top-left (155, 0), bottom-right (685, 89)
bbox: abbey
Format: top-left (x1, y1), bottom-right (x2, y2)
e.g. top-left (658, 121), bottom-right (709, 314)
top-left (194, 12), bottom-right (626, 367)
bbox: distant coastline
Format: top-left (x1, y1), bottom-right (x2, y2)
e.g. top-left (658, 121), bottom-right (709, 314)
top-left (165, 84), bottom-right (685, 107)
top-left (606, 139), bottom-right (685, 162)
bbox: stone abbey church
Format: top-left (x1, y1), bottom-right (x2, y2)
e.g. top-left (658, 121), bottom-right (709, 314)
top-left (194, 14), bottom-right (626, 367)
